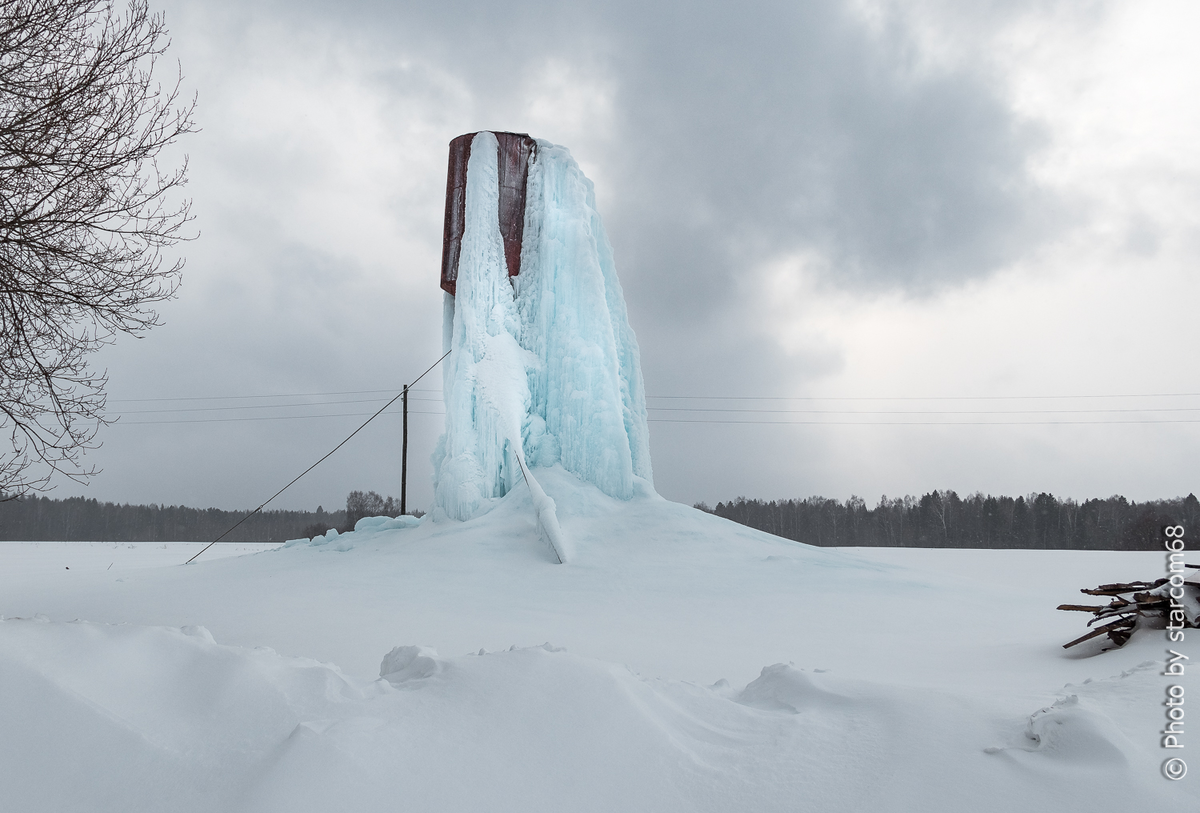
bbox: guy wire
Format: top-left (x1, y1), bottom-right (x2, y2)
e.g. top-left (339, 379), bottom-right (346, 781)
top-left (185, 350), bottom-right (451, 564)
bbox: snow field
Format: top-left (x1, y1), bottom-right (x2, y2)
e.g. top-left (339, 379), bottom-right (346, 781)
top-left (0, 540), bottom-right (278, 577)
top-left (0, 468), bottom-right (1193, 812)
top-left (0, 617), bottom-right (1180, 813)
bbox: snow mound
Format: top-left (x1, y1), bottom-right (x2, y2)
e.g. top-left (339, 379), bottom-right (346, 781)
top-left (0, 618), bottom-right (365, 813)
top-left (1021, 695), bottom-right (1132, 765)
top-left (284, 515), bottom-right (422, 550)
top-left (379, 645), bottom-right (443, 683)
top-left (284, 526), bottom-right (349, 550)
top-left (2, 618), bottom-right (896, 812)
top-left (3, 532), bottom-right (1198, 812)
top-left (736, 663), bottom-right (849, 713)
top-left (355, 514), bottom-right (422, 533)
top-left (985, 661), bottom-right (1161, 772)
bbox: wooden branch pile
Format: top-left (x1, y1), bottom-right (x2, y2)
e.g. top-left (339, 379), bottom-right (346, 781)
top-left (1058, 564), bottom-right (1200, 650)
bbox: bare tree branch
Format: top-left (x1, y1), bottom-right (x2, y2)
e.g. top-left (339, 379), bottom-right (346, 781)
top-left (0, 0), bottom-right (195, 496)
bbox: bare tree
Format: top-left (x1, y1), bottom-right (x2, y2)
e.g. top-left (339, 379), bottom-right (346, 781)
top-left (344, 490), bottom-right (403, 531)
top-left (0, 0), bottom-right (195, 498)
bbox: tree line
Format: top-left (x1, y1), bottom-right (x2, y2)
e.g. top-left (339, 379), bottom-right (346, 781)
top-left (700, 491), bottom-right (1200, 550)
top-left (7, 487), bottom-right (1193, 548)
top-left (0, 496), bottom-right (347, 542)
top-left (0, 488), bottom-right (429, 542)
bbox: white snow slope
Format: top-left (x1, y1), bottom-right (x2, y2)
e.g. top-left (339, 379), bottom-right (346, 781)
top-left (0, 468), bottom-right (1194, 812)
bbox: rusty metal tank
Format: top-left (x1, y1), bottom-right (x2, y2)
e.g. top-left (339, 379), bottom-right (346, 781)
top-left (440, 131), bottom-right (538, 296)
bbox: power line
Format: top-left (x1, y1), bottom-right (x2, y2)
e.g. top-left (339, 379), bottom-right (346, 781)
top-left (113, 412), bottom-right (1200, 427)
top-left (112, 403), bottom-right (1200, 425)
top-left (110, 386), bottom-right (1200, 406)
top-left (118, 397), bottom-right (396, 415)
top-left (185, 350), bottom-right (451, 565)
top-left (647, 417), bottom-right (1200, 426)
top-left (114, 403), bottom-right (1200, 427)
top-left (114, 395), bottom-right (443, 416)
top-left (115, 410), bottom-right (446, 426)
top-left (646, 406), bottom-right (1200, 415)
top-left (100, 380), bottom-right (1200, 429)
top-left (645, 392), bottom-right (1200, 401)
top-left (107, 388), bottom-right (441, 404)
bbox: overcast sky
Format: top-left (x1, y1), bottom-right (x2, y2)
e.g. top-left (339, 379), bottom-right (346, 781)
top-left (45, 0), bottom-right (1200, 512)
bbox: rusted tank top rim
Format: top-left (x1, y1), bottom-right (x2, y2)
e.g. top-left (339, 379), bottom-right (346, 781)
top-left (439, 131), bottom-right (538, 296)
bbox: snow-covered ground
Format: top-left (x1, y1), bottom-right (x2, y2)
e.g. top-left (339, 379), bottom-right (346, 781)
top-left (0, 468), bottom-right (1192, 812)
top-left (0, 539), bottom-right (278, 577)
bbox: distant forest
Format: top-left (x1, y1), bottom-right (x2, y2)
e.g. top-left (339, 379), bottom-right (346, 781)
top-left (0, 489), bottom-right (426, 543)
top-left (5, 490), bottom-right (1196, 548)
top-left (0, 496), bottom-right (348, 543)
top-left (701, 492), bottom-right (1200, 550)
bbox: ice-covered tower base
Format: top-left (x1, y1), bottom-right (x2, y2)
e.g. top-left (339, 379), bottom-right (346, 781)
top-left (431, 132), bottom-right (652, 523)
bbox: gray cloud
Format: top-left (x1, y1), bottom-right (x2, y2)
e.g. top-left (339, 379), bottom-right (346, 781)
top-left (277, 0), bottom-right (1054, 291)
top-left (48, 0), bottom-right (1076, 511)
top-left (302, 0), bottom-right (1058, 384)
top-left (344, 5), bottom-right (1050, 322)
top-left (604, 0), bottom-right (1053, 295)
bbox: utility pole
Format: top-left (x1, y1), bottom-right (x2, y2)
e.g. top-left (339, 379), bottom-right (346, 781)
top-left (401, 384), bottom-right (408, 515)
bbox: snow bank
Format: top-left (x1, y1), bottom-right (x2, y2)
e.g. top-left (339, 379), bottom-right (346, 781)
top-left (986, 662), bottom-right (1163, 768)
top-left (1, 618), bottom-right (1189, 813)
top-left (284, 515), bottom-right (422, 550)
top-left (2, 475), bottom-right (1195, 811)
top-left (432, 134), bottom-right (652, 524)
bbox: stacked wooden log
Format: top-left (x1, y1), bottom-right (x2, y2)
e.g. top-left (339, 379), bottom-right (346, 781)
top-left (1058, 565), bottom-right (1200, 649)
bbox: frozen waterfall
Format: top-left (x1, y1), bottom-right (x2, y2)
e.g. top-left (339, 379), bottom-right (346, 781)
top-left (431, 132), bottom-right (652, 526)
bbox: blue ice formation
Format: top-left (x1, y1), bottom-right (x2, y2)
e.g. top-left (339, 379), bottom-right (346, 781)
top-left (432, 132), bottom-right (652, 521)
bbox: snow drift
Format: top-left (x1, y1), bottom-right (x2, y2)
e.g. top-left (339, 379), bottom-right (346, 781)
top-left (0, 615), bottom-right (1186, 813)
top-left (0, 477), bottom-right (1195, 812)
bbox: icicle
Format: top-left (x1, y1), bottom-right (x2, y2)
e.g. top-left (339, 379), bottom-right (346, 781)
top-left (431, 132), bottom-right (653, 561)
